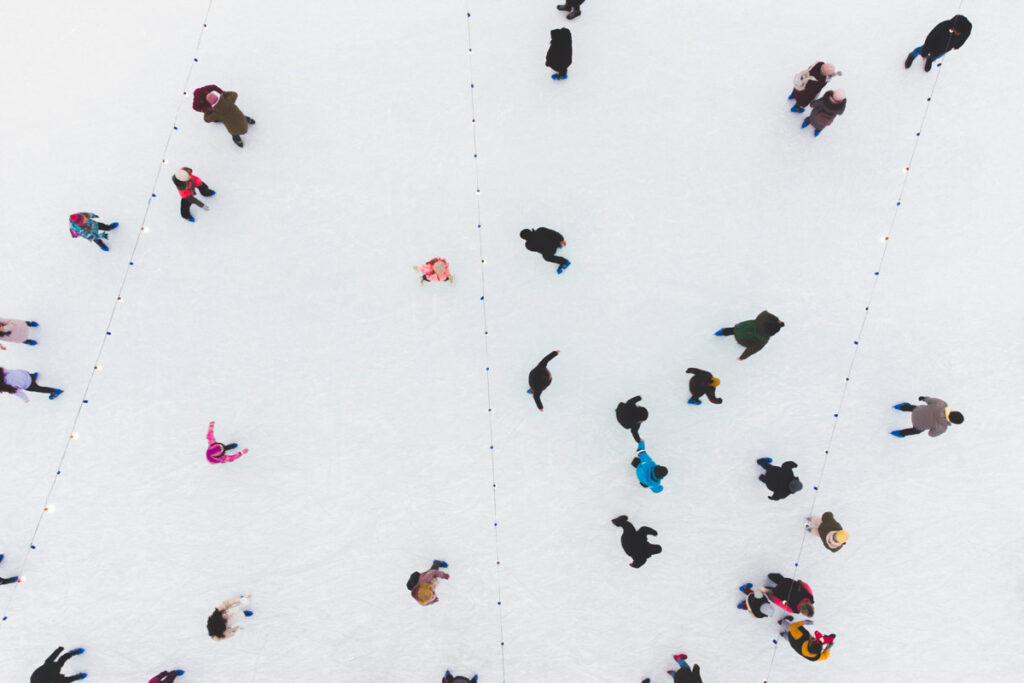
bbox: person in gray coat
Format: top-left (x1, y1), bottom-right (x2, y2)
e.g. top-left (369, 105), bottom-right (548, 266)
top-left (801, 89), bottom-right (845, 137)
top-left (891, 396), bottom-right (963, 437)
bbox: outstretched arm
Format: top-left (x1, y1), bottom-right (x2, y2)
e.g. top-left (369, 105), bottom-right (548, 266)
top-left (46, 646), bottom-right (64, 663)
top-left (533, 390), bottom-right (544, 411)
top-left (538, 350), bottom-right (559, 368)
top-left (738, 341), bottom-right (765, 360)
top-left (207, 421), bottom-right (217, 445)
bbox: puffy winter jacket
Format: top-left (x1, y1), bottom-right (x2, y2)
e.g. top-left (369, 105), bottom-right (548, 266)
top-left (733, 311), bottom-right (784, 359)
top-left (923, 15), bottom-right (972, 56)
top-left (807, 91), bottom-right (846, 131)
top-left (68, 212), bottom-right (103, 241)
top-left (204, 91), bottom-right (249, 135)
top-left (633, 442), bottom-right (664, 493)
top-left (912, 397), bottom-right (951, 437)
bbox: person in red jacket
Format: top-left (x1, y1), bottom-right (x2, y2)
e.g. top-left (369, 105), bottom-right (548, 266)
top-left (172, 167), bottom-right (215, 222)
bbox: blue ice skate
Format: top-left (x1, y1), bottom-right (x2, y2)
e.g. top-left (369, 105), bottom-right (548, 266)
top-left (557, 260), bottom-right (571, 274)
top-left (26, 321), bottom-right (39, 327)
top-left (24, 339), bottom-right (37, 345)
top-left (739, 582), bottom-right (753, 592)
top-left (788, 92), bottom-right (795, 100)
top-left (813, 129), bottom-right (821, 137)
top-left (107, 222), bottom-right (119, 230)
top-left (714, 328), bottom-right (725, 336)
top-left (687, 398), bottom-right (701, 405)
top-left (893, 403), bottom-right (911, 410)
top-left (243, 610), bottom-right (254, 617)
top-left (790, 105), bottom-right (805, 113)
top-left (890, 430), bottom-right (906, 438)
top-left (551, 73), bottom-right (568, 80)
top-left (49, 389), bottom-right (64, 400)
top-left (801, 119), bottom-right (810, 129)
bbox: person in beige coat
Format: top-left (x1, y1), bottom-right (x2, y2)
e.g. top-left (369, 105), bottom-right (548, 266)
top-left (203, 91), bottom-right (256, 147)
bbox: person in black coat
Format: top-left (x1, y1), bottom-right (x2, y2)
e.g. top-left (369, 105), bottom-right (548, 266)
top-left (685, 368), bottom-right (722, 405)
top-left (31, 646), bottom-right (86, 683)
top-left (520, 227), bottom-right (570, 273)
top-left (528, 350), bottom-right (560, 411)
top-left (611, 515), bottom-right (661, 568)
top-left (616, 395), bottom-right (647, 442)
top-left (767, 572), bottom-right (815, 617)
top-left (442, 672), bottom-right (478, 683)
top-left (556, 1), bottom-right (585, 20)
top-left (756, 458), bottom-right (802, 500)
top-left (546, 28), bottom-right (573, 79)
top-left (905, 15), bottom-right (972, 71)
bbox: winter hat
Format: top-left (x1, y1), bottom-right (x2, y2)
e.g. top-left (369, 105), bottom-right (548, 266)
top-left (70, 213), bottom-right (85, 225)
top-left (637, 407), bottom-right (649, 421)
top-left (653, 465), bottom-right (668, 480)
top-left (413, 582), bottom-right (436, 604)
top-left (519, 229), bottom-right (531, 240)
top-left (949, 411), bottom-right (964, 424)
top-left (833, 530), bottom-right (849, 544)
top-left (821, 63), bottom-right (836, 77)
top-left (206, 91), bottom-right (220, 106)
top-left (174, 168), bottom-right (191, 183)
top-left (432, 260), bottom-right (448, 276)
top-left (405, 572), bottom-right (421, 590)
top-left (710, 377), bottom-right (721, 387)
top-left (788, 479), bottom-right (804, 494)
top-left (831, 89), bottom-right (846, 102)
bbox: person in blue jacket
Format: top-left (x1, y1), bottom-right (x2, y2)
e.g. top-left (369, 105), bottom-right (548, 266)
top-left (631, 441), bottom-right (667, 492)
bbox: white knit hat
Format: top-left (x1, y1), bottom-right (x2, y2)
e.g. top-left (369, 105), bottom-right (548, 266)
top-left (174, 168), bottom-right (191, 182)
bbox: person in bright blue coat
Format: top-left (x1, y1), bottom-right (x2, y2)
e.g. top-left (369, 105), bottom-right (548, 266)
top-left (631, 441), bottom-right (667, 492)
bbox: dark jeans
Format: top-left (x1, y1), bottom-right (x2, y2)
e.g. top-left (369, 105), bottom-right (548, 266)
top-left (180, 186), bottom-right (215, 218)
top-left (539, 249), bottom-right (568, 267)
top-left (26, 376), bottom-right (56, 396)
top-left (719, 327), bottom-right (735, 335)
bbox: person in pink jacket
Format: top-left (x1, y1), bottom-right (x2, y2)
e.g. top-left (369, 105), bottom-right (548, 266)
top-left (149, 670), bottom-right (185, 682)
top-left (206, 421), bottom-right (248, 463)
top-left (414, 257), bottom-right (454, 284)
top-left (0, 318), bottom-right (39, 349)
top-left (407, 560), bottom-right (450, 605)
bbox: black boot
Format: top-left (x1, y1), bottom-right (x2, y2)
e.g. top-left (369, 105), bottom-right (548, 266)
top-left (232, 135), bottom-right (244, 147)
top-left (924, 56), bottom-right (933, 72)
top-left (245, 116), bottom-right (255, 124)
top-left (904, 53), bottom-right (914, 69)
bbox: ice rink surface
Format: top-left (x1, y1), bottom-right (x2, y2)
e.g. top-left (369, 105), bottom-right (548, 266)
top-left (1, 1), bottom-right (1022, 681)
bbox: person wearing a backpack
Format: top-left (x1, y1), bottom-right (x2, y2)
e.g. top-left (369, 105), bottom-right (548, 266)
top-left (789, 62), bottom-right (839, 113)
top-left (408, 560), bottom-right (450, 605)
top-left (68, 212), bottom-right (118, 251)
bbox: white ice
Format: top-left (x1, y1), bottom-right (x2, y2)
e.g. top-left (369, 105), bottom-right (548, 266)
top-left (2, 1), bottom-right (1023, 681)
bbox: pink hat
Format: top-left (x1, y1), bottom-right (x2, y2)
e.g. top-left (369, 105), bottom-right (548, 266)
top-left (831, 88), bottom-right (846, 102)
top-left (206, 91), bottom-right (220, 106)
top-left (821, 63), bottom-right (836, 77)
top-left (70, 213), bottom-right (85, 225)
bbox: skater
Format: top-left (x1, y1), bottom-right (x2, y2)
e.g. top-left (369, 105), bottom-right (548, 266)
top-left (546, 28), bottom-right (573, 80)
top-left (68, 212), bottom-right (118, 252)
top-left (520, 227), bottom-right (570, 273)
top-left (556, 0), bottom-right (584, 20)
top-left (442, 672), bottom-right (477, 683)
top-left (808, 511), bottom-right (848, 552)
top-left (891, 396), bottom-right (963, 437)
top-left (756, 458), bottom-right (802, 500)
top-left (0, 553), bottom-right (20, 585)
top-left (407, 560), bottom-right (450, 606)
top-left (528, 349), bottom-right (560, 411)
top-left (202, 89), bottom-right (256, 148)
top-left (206, 421), bottom-right (248, 464)
top-left (611, 515), bottom-right (662, 568)
top-left (30, 646), bottom-right (86, 683)
top-left (207, 594), bottom-right (254, 640)
top-left (801, 89), bottom-right (846, 137)
top-left (642, 653), bottom-right (702, 682)
top-left (766, 573), bottom-right (815, 616)
top-left (414, 257), bottom-right (454, 284)
top-left (789, 62), bottom-right (839, 112)
top-left (632, 441), bottom-right (668, 493)
top-left (149, 672), bottom-right (185, 683)
top-left (1, 368), bottom-right (62, 402)
top-left (192, 84), bottom-right (224, 113)
top-left (779, 616), bottom-right (835, 662)
top-left (615, 395), bottom-right (648, 442)
top-left (685, 368), bottom-right (722, 405)
top-left (172, 167), bottom-right (215, 222)
top-left (904, 15), bottom-right (972, 72)
top-left (0, 317), bottom-right (39, 349)
top-left (715, 311), bottom-right (784, 360)
top-left (737, 583), bottom-right (779, 619)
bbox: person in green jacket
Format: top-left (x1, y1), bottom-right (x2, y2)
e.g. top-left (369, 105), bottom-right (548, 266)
top-left (715, 311), bottom-right (785, 360)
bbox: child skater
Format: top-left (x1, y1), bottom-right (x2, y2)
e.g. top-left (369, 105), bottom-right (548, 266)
top-left (206, 421), bottom-right (248, 464)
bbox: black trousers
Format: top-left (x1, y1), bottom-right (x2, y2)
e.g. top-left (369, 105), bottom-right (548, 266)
top-left (180, 185), bottom-right (215, 218)
top-left (539, 249), bottom-right (568, 267)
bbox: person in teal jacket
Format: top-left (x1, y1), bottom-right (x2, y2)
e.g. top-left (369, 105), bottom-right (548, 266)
top-left (631, 441), bottom-right (667, 492)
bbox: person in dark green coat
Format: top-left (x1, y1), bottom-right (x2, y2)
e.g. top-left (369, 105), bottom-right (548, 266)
top-left (716, 311), bottom-right (784, 360)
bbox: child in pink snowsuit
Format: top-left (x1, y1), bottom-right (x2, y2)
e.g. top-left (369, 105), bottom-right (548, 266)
top-left (414, 257), bottom-right (454, 284)
top-left (206, 421), bottom-right (247, 463)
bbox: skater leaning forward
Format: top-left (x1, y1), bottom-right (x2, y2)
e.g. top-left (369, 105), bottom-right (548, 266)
top-left (173, 167), bottom-right (215, 222)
